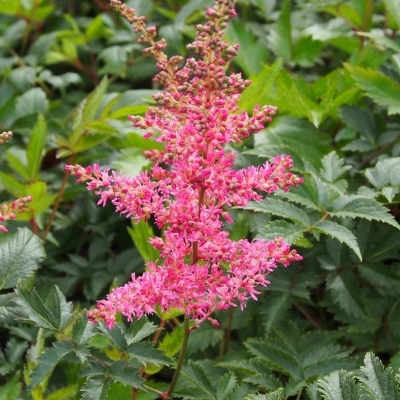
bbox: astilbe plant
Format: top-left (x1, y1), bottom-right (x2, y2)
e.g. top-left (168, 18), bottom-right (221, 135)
top-left (66, 0), bottom-right (302, 396)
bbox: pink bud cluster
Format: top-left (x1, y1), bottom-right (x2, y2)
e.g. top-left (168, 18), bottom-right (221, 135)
top-left (0, 196), bottom-right (32, 233)
top-left (66, 0), bottom-right (303, 328)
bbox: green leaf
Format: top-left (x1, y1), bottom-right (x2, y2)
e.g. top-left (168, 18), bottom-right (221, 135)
top-left (72, 312), bottom-right (96, 345)
top-left (127, 221), bottom-right (159, 263)
top-left (317, 370), bottom-right (359, 400)
top-left (269, 0), bottom-right (291, 61)
top-left (257, 220), bottom-right (306, 245)
top-left (344, 64), bottom-right (400, 115)
top-left (330, 196), bottom-right (399, 229)
top-left (180, 360), bottom-right (216, 397)
top-left (4, 151), bottom-right (30, 181)
top-left (320, 152), bottom-right (352, 183)
top-left (0, 292), bottom-right (20, 325)
top-left (358, 352), bottom-right (400, 400)
top-left (69, 76), bottom-right (108, 147)
top-left (314, 220), bottom-right (361, 260)
top-left (126, 317), bottom-right (158, 345)
top-left (326, 271), bottom-right (367, 318)
top-left (0, 228), bottom-right (45, 290)
top-left (245, 198), bottom-right (311, 226)
top-left (80, 378), bottom-right (111, 400)
top-left (27, 341), bottom-right (74, 391)
top-left (250, 116), bottom-right (331, 169)
top-left (260, 292), bottom-right (291, 334)
top-left (365, 158), bottom-right (400, 202)
top-left (15, 88), bottom-right (48, 118)
top-left (383, 0), bottom-right (400, 28)
top-left (109, 361), bottom-right (144, 389)
top-left (245, 389), bottom-right (285, 400)
top-left (126, 342), bottom-right (170, 367)
top-left (15, 284), bottom-right (73, 331)
top-left (239, 59), bottom-right (283, 113)
top-left (27, 114), bottom-right (47, 181)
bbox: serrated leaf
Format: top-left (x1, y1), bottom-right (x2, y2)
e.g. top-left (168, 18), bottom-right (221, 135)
top-left (27, 341), bottom-right (74, 391)
top-left (97, 323), bottom-right (127, 350)
top-left (326, 271), bottom-right (367, 318)
top-left (127, 342), bottom-right (170, 367)
top-left (127, 221), bottom-right (159, 263)
top-left (181, 361), bottom-right (215, 396)
top-left (15, 87), bottom-right (48, 118)
top-left (359, 352), bottom-right (400, 400)
top-left (314, 220), bottom-right (361, 260)
top-left (15, 284), bottom-right (73, 331)
top-left (245, 389), bottom-right (285, 400)
top-left (245, 198), bottom-right (310, 226)
top-left (257, 220), bottom-right (306, 244)
top-left (320, 152), bottom-right (352, 183)
top-left (69, 76), bottom-right (108, 146)
top-left (260, 292), bottom-right (291, 334)
top-left (0, 292), bottom-right (20, 325)
top-left (186, 322), bottom-right (223, 356)
top-left (317, 370), bottom-right (359, 400)
top-left (344, 64), bottom-right (400, 115)
top-left (80, 378), bottom-right (111, 400)
top-left (159, 324), bottom-right (183, 357)
top-left (0, 228), bottom-right (45, 290)
top-left (245, 338), bottom-right (304, 380)
top-left (45, 385), bottom-right (79, 400)
top-left (126, 318), bottom-right (158, 345)
top-left (330, 196), bottom-right (399, 229)
top-left (72, 313), bottom-right (96, 345)
top-left (27, 114), bottom-right (47, 180)
top-left (108, 361), bottom-right (144, 389)
top-left (215, 373), bottom-right (238, 400)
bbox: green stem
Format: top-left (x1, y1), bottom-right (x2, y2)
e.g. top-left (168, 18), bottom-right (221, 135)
top-left (42, 154), bottom-right (75, 242)
top-left (165, 317), bottom-right (190, 399)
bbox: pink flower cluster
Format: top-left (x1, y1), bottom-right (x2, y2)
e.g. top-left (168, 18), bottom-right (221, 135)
top-left (66, 0), bottom-right (302, 328)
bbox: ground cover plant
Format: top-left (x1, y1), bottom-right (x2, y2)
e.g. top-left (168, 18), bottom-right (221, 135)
top-left (1, 0), bottom-right (400, 399)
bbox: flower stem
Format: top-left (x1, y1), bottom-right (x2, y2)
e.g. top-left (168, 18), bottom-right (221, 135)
top-left (165, 316), bottom-right (190, 399)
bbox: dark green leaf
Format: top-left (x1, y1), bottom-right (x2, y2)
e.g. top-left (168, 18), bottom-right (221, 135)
top-left (15, 284), bottom-right (73, 331)
top-left (27, 341), bottom-right (74, 391)
top-left (0, 228), bottom-right (45, 290)
top-left (80, 378), bottom-right (111, 400)
top-left (15, 88), bottom-right (48, 118)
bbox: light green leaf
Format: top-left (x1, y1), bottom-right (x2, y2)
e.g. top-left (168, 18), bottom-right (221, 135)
top-left (239, 59), bottom-right (283, 113)
top-left (127, 221), bottom-right (159, 263)
top-left (0, 228), bottom-right (45, 290)
top-left (15, 284), bottom-right (73, 331)
top-left (27, 114), bottom-right (47, 180)
top-left (314, 220), bottom-right (361, 260)
top-left (27, 341), bottom-right (74, 391)
top-left (383, 0), bottom-right (400, 28)
top-left (330, 196), bottom-right (399, 229)
top-left (269, 0), bottom-right (291, 61)
top-left (245, 198), bottom-right (311, 226)
top-left (359, 352), bottom-right (400, 400)
top-left (15, 88), bottom-right (48, 118)
top-left (4, 151), bottom-right (30, 181)
top-left (344, 64), bottom-right (400, 115)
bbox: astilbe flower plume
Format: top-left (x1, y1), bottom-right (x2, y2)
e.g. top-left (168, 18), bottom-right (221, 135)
top-left (66, 0), bottom-right (303, 329)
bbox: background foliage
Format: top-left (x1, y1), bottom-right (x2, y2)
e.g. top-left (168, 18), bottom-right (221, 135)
top-left (1, 0), bottom-right (400, 399)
